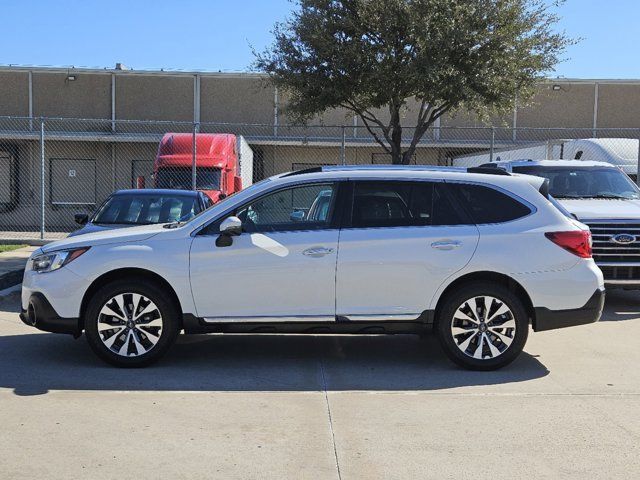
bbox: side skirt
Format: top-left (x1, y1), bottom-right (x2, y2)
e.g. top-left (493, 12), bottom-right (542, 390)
top-left (182, 313), bottom-right (434, 335)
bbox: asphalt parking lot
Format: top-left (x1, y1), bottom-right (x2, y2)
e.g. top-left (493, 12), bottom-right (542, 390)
top-left (0, 289), bottom-right (639, 479)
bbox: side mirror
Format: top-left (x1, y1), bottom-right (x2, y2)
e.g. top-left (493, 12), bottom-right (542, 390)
top-left (216, 216), bottom-right (242, 247)
top-left (74, 213), bottom-right (89, 225)
top-left (290, 210), bottom-right (305, 222)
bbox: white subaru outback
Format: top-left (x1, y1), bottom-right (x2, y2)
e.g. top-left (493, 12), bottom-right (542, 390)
top-left (20, 166), bottom-right (605, 370)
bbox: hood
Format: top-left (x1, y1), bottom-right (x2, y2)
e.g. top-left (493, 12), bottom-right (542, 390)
top-left (42, 223), bottom-right (169, 253)
top-left (558, 198), bottom-right (640, 221)
top-left (67, 223), bottom-right (119, 237)
top-left (201, 189), bottom-right (223, 202)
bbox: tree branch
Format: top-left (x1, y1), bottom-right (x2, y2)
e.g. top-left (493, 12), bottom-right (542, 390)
top-left (358, 114), bottom-right (392, 155)
top-left (341, 100), bottom-right (395, 152)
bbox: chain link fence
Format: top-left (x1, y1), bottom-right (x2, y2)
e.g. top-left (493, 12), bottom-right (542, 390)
top-left (0, 115), bottom-right (639, 242)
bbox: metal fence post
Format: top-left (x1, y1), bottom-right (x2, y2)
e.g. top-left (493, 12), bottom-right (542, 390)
top-left (192, 122), bottom-right (199, 190)
top-left (40, 118), bottom-right (45, 239)
top-left (489, 126), bottom-right (496, 162)
top-left (341, 125), bottom-right (346, 165)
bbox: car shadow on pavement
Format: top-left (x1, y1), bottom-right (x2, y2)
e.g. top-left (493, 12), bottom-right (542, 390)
top-left (600, 289), bottom-right (640, 322)
top-left (0, 330), bottom-right (549, 396)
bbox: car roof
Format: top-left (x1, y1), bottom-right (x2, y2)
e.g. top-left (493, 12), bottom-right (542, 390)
top-left (113, 189), bottom-right (201, 197)
top-left (486, 159), bottom-right (618, 168)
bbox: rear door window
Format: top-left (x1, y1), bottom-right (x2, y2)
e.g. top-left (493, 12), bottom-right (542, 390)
top-left (350, 181), bottom-right (465, 228)
top-left (449, 183), bottom-right (532, 224)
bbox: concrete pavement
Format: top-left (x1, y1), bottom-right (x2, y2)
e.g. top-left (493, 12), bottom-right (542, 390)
top-left (0, 246), bottom-right (37, 289)
top-left (0, 289), bottom-right (639, 479)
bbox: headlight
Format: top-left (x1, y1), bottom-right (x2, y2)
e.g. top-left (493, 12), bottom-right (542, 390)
top-left (32, 247), bottom-right (90, 273)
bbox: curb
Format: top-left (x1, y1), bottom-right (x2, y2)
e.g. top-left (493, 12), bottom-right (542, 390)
top-left (0, 269), bottom-right (24, 291)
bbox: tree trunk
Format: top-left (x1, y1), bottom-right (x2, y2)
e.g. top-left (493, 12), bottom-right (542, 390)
top-left (390, 123), bottom-right (403, 164)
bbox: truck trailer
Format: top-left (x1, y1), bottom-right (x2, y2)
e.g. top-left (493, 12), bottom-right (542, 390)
top-left (154, 133), bottom-right (253, 202)
top-left (453, 138), bottom-right (639, 180)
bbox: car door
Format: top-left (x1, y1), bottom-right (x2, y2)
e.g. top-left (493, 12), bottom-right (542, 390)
top-left (189, 182), bottom-right (341, 320)
top-left (335, 180), bottom-right (479, 319)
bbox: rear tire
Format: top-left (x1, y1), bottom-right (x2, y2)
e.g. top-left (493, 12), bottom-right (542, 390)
top-left (436, 282), bottom-right (529, 371)
top-left (84, 279), bottom-right (180, 367)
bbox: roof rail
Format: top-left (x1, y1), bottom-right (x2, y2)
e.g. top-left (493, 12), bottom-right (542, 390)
top-left (282, 165), bottom-right (467, 177)
top-left (322, 165), bottom-right (466, 172)
top-left (281, 164), bottom-right (513, 177)
top-left (281, 167), bottom-right (323, 177)
top-left (467, 167), bottom-right (512, 176)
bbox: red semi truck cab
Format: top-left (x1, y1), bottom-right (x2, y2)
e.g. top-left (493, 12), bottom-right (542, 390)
top-left (154, 133), bottom-right (253, 202)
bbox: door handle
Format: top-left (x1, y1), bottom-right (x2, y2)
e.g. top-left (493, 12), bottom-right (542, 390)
top-left (302, 247), bottom-right (335, 257)
top-left (431, 240), bottom-right (462, 251)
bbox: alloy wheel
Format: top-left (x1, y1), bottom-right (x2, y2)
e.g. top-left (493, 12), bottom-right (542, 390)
top-left (450, 296), bottom-right (516, 360)
top-left (97, 293), bottom-right (163, 357)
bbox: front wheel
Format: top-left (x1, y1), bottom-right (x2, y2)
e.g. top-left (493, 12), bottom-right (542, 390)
top-left (436, 283), bottom-right (529, 370)
top-left (84, 279), bottom-right (180, 367)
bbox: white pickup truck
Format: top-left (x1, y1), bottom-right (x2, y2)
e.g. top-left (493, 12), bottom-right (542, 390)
top-left (482, 160), bottom-right (640, 288)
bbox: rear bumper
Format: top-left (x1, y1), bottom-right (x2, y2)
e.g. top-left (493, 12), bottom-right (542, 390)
top-left (20, 292), bottom-right (81, 337)
top-left (533, 288), bottom-right (605, 332)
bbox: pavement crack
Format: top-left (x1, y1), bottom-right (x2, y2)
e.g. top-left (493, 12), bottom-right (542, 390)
top-left (319, 357), bottom-right (342, 480)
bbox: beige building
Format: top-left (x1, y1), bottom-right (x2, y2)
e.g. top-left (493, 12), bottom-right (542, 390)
top-left (0, 65), bottom-right (639, 232)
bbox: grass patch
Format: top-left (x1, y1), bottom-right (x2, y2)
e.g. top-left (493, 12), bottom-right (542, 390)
top-left (0, 244), bottom-right (28, 253)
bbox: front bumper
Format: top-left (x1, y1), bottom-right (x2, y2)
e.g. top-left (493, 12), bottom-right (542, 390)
top-left (533, 287), bottom-right (605, 332)
top-left (597, 263), bottom-right (640, 288)
top-left (20, 292), bottom-right (81, 337)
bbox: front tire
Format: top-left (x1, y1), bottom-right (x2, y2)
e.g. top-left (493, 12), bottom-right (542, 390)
top-left (436, 282), bottom-right (529, 371)
top-left (84, 279), bottom-right (180, 367)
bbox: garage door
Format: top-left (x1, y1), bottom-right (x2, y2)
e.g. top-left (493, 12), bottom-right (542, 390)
top-left (0, 153), bottom-right (12, 204)
top-left (50, 158), bottom-right (96, 205)
top-left (132, 160), bottom-right (154, 189)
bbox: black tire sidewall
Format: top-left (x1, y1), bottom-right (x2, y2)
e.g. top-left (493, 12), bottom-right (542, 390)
top-left (436, 283), bottom-right (529, 371)
top-left (85, 279), bottom-right (180, 367)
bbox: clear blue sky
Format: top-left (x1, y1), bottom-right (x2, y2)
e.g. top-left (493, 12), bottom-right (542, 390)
top-left (1, 0), bottom-right (638, 78)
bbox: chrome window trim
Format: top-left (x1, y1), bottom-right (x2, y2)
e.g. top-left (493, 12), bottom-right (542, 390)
top-left (202, 315), bottom-right (336, 323)
top-left (341, 314), bottom-right (421, 322)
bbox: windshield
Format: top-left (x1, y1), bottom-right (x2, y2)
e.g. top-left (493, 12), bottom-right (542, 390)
top-left (93, 194), bottom-right (199, 225)
top-left (513, 166), bottom-right (640, 200)
top-left (156, 167), bottom-right (221, 190)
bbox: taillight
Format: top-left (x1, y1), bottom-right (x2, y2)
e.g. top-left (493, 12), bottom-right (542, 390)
top-left (545, 230), bottom-right (592, 258)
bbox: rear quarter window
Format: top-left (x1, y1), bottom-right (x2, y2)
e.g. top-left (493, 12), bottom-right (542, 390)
top-left (451, 183), bottom-right (532, 224)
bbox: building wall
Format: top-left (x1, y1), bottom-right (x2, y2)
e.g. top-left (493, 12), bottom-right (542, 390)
top-left (33, 72), bottom-right (111, 120)
top-left (1, 67), bottom-right (640, 134)
top-left (259, 144), bottom-right (441, 177)
top-left (201, 76), bottom-right (273, 125)
top-left (0, 72), bottom-right (29, 117)
top-left (598, 84), bottom-right (640, 129)
top-left (115, 75), bottom-right (194, 125)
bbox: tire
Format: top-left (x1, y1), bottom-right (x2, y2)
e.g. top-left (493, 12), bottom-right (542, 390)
top-left (436, 282), bottom-right (529, 371)
top-left (84, 279), bottom-right (180, 367)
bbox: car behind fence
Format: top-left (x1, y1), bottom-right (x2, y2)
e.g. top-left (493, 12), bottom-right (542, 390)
top-left (0, 115), bottom-right (639, 241)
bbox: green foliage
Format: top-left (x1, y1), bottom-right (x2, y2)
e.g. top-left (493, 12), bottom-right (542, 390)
top-left (0, 244), bottom-right (27, 253)
top-left (255, 0), bottom-right (573, 164)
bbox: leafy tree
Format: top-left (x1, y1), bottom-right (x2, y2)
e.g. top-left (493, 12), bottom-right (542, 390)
top-left (255, 0), bottom-right (572, 164)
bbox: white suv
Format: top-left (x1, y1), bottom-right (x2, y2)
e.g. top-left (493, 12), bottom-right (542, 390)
top-left (20, 166), bottom-right (605, 370)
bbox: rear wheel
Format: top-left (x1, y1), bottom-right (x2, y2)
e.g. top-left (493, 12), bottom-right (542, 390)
top-left (436, 283), bottom-right (529, 370)
top-left (85, 279), bottom-right (180, 367)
